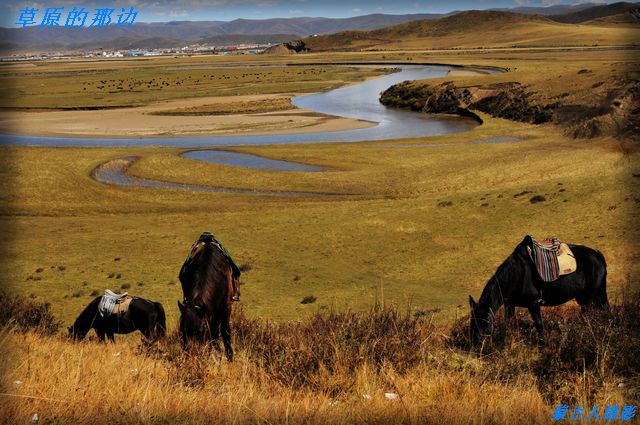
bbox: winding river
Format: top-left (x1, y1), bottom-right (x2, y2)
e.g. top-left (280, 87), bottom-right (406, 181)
top-left (0, 64), bottom-right (488, 148)
top-left (3, 63), bottom-right (512, 195)
top-left (92, 157), bottom-right (345, 196)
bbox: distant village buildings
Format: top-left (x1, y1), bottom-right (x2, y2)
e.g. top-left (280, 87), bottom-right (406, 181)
top-left (2, 42), bottom-right (275, 61)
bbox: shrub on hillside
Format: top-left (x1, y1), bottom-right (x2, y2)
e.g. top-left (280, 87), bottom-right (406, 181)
top-left (448, 288), bottom-right (640, 404)
top-left (152, 288), bottom-right (639, 405)
top-left (0, 291), bottom-right (62, 335)
top-left (535, 289), bottom-right (640, 403)
top-left (232, 305), bottom-right (440, 391)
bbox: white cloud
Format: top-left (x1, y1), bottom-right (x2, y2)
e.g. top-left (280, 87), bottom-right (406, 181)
top-left (288, 9), bottom-right (303, 14)
top-left (352, 8), bottom-right (362, 12)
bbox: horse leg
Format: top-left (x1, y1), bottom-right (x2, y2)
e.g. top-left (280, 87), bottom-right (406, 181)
top-left (527, 304), bottom-right (545, 344)
top-left (504, 303), bottom-right (516, 323)
top-left (96, 329), bottom-right (106, 342)
top-left (107, 332), bottom-right (115, 343)
top-left (594, 273), bottom-right (609, 309)
top-left (209, 317), bottom-right (222, 352)
top-left (221, 312), bottom-right (233, 362)
top-left (143, 313), bottom-right (156, 341)
top-left (142, 325), bottom-right (153, 341)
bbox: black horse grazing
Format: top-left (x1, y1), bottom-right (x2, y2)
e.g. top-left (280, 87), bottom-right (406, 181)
top-left (69, 296), bottom-right (166, 342)
top-left (178, 233), bottom-right (235, 361)
top-left (469, 236), bottom-right (608, 345)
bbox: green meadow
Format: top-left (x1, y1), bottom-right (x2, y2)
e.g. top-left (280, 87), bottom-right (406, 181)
top-left (0, 49), bottom-right (638, 326)
top-left (0, 58), bottom-right (389, 109)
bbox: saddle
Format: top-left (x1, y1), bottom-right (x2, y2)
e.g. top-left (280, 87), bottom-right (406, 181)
top-left (98, 289), bottom-right (132, 318)
top-left (526, 236), bottom-right (577, 282)
top-left (189, 231), bottom-right (241, 279)
top-left (112, 296), bottom-right (133, 317)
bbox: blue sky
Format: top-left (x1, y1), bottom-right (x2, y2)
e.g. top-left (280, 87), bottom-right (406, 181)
top-left (2, 0), bottom-right (616, 27)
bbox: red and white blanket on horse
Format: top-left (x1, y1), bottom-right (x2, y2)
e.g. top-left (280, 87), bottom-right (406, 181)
top-left (526, 236), bottom-right (577, 282)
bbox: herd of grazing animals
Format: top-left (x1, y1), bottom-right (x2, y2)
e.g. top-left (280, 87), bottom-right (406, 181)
top-left (69, 232), bottom-right (608, 359)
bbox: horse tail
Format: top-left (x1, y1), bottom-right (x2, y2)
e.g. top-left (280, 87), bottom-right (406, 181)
top-left (153, 302), bottom-right (167, 338)
top-left (594, 250), bottom-right (608, 308)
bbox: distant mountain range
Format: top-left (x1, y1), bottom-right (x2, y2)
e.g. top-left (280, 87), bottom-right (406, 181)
top-left (0, 13), bottom-right (442, 53)
top-left (1, 2), bottom-right (638, 54)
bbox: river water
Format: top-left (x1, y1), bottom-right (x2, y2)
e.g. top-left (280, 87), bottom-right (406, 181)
top-left (0, 64), bottom-right (481, 148)
top-left (182, 150), bottom-right (325, 172)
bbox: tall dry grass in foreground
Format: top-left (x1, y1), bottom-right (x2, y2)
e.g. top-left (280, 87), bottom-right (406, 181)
top-left (1, 290), bottom-right (638, 424)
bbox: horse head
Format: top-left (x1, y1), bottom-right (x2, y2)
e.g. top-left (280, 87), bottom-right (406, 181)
top-left (177, 300), bottom-right (208, 345)
top-left (68, 322), bottom-right (88, 341)
top-left (68, 297), bottom-right (101, 341)
top-left (468, 295), bottom-right (495, 345)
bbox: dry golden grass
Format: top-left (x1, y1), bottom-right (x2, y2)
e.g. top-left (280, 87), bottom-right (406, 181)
top-left (3, 290), bottom-right (638, 425)
top-left (0, 329), bottom-right (548, 424)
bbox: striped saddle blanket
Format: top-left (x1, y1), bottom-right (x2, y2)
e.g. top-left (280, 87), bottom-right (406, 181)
top-left (98, 289), bottom-right (132, 318)
top-left (526, 236), bottom-right (577, 282)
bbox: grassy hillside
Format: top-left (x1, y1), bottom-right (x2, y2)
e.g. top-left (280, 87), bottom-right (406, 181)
top-left (586, 11), bottom-right (640, 27)
top-left (1, 50), bottom-right (638, 324)
top-left (379, 49), bottom-right (640, 140)
top-left (1, 121), bottom-right (638, 323)
top-left (550, 1), bottom-right (640, 24)
top-left (304, 10), bottom-right (640, 50)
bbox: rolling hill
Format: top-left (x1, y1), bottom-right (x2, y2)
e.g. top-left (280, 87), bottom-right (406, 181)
top-left (2, 3), bottom-right (638, 54)
top-left (496, 3), bottom-right (605, 16)
top-left (586, 11), bottom-right (640, 26)
top-left (549, 1), bottom-right (639, 23)
top-left (303, 10), bottom-right (640, 51)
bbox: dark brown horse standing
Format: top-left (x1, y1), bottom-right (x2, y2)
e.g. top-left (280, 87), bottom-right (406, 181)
top-left (469, 236), bottom-right (608, 345)
top-left (178, 232), bottom-right (236, 361)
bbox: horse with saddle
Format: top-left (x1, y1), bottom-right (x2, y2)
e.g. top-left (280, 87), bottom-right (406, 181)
top-left (469, 235), bottom-right (608, 344)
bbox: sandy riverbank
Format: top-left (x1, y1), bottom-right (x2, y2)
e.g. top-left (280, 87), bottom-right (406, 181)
top-left (0, 94), bottom-right (374, 138)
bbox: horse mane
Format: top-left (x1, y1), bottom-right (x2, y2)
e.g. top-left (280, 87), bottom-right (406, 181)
top-left (478, 242), bottom-right (526, 312)
top-left (71, 296), bottom-right (101, 337)
top-left (190, 243), bottom-right (232, 309)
